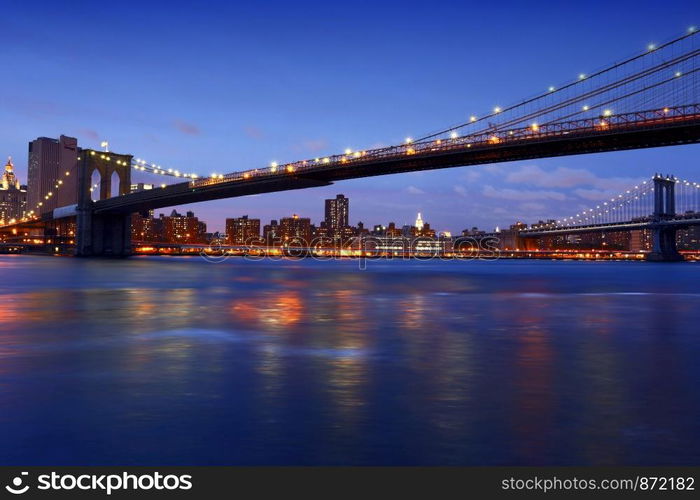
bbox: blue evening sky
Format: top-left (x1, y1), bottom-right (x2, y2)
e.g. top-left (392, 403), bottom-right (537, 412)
top-left (1, 0), bottom-right (698, 233)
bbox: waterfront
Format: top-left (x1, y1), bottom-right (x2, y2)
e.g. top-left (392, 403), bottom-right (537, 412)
top-left (1, 256), bottom-right (699, 465)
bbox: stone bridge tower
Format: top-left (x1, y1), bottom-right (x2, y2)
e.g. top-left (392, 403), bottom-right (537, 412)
top-left (75, 148), bottom-right (133, 256)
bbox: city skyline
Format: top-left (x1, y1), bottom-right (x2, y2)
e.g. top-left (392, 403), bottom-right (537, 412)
top-left (1, 2), bottom-right (698, 233)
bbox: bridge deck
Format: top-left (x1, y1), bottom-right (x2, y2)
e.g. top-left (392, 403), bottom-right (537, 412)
top-left (93, 105), bottom-right (700, 214)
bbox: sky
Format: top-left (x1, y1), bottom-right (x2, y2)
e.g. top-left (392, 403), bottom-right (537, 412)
top-left (1, 0), bottom-right (698, 233)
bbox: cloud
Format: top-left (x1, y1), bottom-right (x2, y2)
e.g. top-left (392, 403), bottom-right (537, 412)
top-left (5, 96), bottom-right (64, 118)
top-left (244, 126), bottom-right (264, 140)
top-left (406, 185), bottom-right (425, 195)
top-left (518, 202), bottom-right (546, 212)
top-left (453, 185), bottom-right (467, 197)
top-left (504, 164), bottom-right (642, 192)
top-left (291, 139), bottom-right (329, 155)
top-left (462, 169), bottom-right (481, 182)
top-left (482, 164), bottom-right (506, 175)
top-left (482, 185), bottom-right (566, 201)
top-left (78, 128), bottom-right (99, 141)
top-left (173, 119), bottom-right (201, 135)
top-left (573, 188), bottom-right (622, 201)
top-left (302, 139), bottom-right (328, 152)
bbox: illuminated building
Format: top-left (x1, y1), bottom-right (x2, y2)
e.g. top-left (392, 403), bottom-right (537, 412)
top-left (462, 226), bottom-right (486, 236)
top-left (415, 212), bottom-right (424, 231)
top-left (0, 157), bottom-right (27, 224)
top-left (371, 224), bottom-right (386, 235)
top-left (324, 194), bottom-right (349, 239)
top-left (263, 219), bottom-right (280, 245)
top-left (419, 222), bottom-right (436, 238)
top-left (132, 213), bottom-right (157, 241)
top-left (676, 215), bottom-right (700, 250)
top-left (279, 214), bottom-right (311, 243)
top-left (386, 222), bottom-right (401, 237)
top-left (226, 215), bottom-right (261, 245)
top-left (496, 222), bottom-right (528, 250)
top-left (161, 210), bottom-right (206, 244)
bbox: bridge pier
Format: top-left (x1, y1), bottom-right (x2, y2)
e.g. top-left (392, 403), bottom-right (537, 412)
top-left (647, 226), bottom-right (683, 262)
top-left (75, 208), bottom-right (132, 257)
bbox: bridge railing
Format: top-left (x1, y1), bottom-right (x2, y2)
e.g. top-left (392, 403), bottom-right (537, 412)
top-left (184, 104), bottom-right (700, 190)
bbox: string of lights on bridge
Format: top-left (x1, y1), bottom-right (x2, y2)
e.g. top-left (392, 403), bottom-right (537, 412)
top-left (123, 26), bottom-right (699, 188)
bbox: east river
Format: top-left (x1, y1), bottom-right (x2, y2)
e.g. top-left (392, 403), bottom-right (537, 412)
top-left (1, 256), bottom-right (698, 465)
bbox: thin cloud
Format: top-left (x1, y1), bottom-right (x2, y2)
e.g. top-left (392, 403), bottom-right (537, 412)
top-left (518, 202), bottom-right (546, 212)
top-left (573, 188), bottom-right (623, 201)
top-left (304, 139), bottom-right (328, 152)
top-left (78, 128), bottom-right (99, 141)
top-left (173, 119), bottom-right (201, 135)
top-left (244, 126), bottom-right (265, 140)
top-left (406, 185), bottom-right (425, 195)
top-left (483, 185), bottom-right (566, 201)
top-left (505, 164), bottom-right (642, 191)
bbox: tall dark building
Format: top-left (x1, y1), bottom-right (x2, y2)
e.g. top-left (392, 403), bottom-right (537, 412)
top-left (226, 215), bottom-right (260, 245)
top-left (28, 135), bottom-right (78, 214)
top-left (324, 194), bottom-right (349, 234)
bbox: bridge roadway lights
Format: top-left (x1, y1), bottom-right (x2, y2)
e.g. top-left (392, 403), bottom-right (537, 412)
top-left (76, 206), bottom-right (132, 257)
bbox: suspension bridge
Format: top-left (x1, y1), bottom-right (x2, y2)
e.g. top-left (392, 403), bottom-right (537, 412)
top-left (520, 174), bottom-right (700, 261)
top-left (1, 28), bottom-right (700, 258)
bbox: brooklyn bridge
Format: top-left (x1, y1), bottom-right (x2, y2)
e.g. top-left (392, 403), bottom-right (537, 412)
top-left (2, 28), bottom-right (700, 260)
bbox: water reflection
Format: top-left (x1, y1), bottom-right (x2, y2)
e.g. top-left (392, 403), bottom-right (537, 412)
top-left (0, 257), bottom-right (699, 465)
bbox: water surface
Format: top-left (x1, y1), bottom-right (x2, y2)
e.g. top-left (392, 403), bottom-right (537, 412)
top-left (1, 256), bottom-right (699, 465)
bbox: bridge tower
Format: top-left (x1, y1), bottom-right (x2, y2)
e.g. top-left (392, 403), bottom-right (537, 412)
top-left (75, 149), bottom-right (133, 257)
top-left (648, 175), bottom-right (682, 262)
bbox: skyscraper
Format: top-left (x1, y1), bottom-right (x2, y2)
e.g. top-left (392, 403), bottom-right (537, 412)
top-left (27, 135), bottom-right (78, 214)
top-left (0, 157), bottom-right (27, 223)
top-left (324, 194), bottom-right (349, 234)
top-left (415, 212), bottom-right (424, 231)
